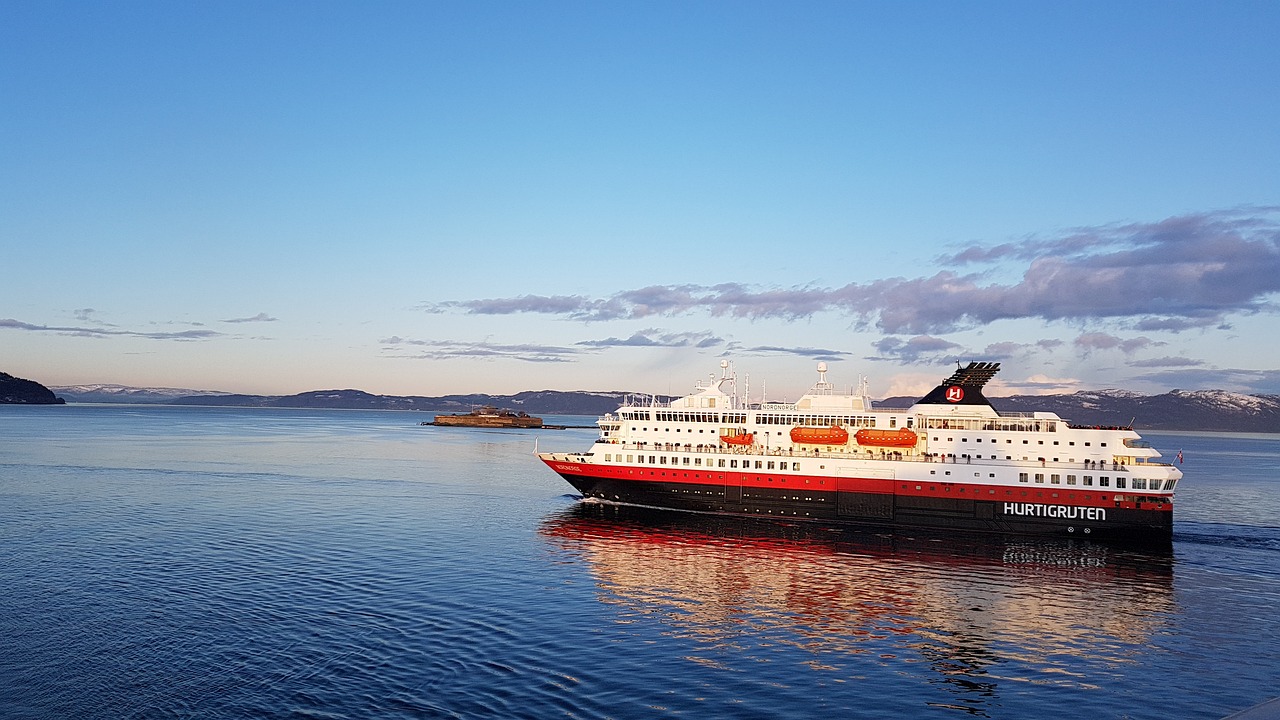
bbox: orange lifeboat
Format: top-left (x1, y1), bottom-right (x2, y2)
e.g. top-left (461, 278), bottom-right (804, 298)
top-left (720, 433), bottom-right (754, 446)
top-left (854, 428), bottom-right (918, 448)
top-left (789, 426), bottom-right (849, 445)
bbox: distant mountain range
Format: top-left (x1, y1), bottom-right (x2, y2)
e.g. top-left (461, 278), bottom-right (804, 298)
top-left (50, 385), bottom-right (646, 417)
top-left (43, 382), bottom-right (1280, 432)
top-left (50, 384), bottom-right (232, 403)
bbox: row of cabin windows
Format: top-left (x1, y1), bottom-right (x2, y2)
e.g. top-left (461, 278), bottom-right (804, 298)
top-left (603, 453), bottom-right (800, 471)
top-left (599, 453), bottom-right (1177, 491)
top-left (924, 418), bottom-right (1057, 432)
top-left (935, 437), bottom-right (1106, 447)
top-left (1014, 473), bottom-right (1176, 491)
top-left (646, 411), bottom-right (750, 423)
top-left (633, 427), bottom-right (721, 433)
top-left (1022, 472), bottom-right (1110, 486)
top-left (755, 414), bottom-right (878, 427)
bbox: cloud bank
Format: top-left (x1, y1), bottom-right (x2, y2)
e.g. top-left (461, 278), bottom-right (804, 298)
top-left (427, 208), bottom-right (1280, 335)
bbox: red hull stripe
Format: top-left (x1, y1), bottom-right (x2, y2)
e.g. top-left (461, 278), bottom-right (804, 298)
top-left (543, 459), bottom-right (1172, 513)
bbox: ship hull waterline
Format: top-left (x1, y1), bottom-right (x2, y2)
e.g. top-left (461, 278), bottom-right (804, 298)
top-left (545, 464), bottom-right (1172, 543)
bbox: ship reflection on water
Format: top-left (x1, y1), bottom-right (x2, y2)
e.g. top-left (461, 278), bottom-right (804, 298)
top-left (540, 501), bottom-right (1175, 713)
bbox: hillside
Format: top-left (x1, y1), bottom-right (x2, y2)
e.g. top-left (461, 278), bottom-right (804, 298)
top-left (0, 372), bottom-right (65, 404)
top-left (164, 388), bottom-right (647, 416)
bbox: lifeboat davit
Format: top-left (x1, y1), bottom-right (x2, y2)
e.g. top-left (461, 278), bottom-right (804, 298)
top-left (789, 426), bottom-right (849, 445)
top-left (854, 428), bottom-right (918, 448)
top-left (720, 433), bottom-right (754, 446)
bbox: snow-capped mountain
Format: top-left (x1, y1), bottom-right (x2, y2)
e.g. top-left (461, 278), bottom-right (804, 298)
top-left (989, 389), bottom-right (1280, 433)
top-left (50, 384), bottom-right (233, 404)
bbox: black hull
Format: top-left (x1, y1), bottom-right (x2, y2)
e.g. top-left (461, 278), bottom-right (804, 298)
top-left (557, 472), bottom-right (1172, 544)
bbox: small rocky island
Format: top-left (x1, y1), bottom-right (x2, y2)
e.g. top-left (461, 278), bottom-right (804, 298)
top-left (429, 406), bottom-right (543, 428)
top-left (0, 372), bottom-right (65, 404)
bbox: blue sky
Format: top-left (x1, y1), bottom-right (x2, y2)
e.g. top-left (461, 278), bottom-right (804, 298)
top-left (3, 1), bottom-right (1279, 399)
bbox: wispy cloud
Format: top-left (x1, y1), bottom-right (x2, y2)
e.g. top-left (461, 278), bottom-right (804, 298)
top-left (426, 208), bottom-right (1280, 335)
top-left (223, 313), bottom-right (278, 324)
top-left (379, 336), bottom-right (581, 363)
top-left (1127, 356), bottom-right (1206, 368)
top-left (1074, 332), bottom-right (1163, 355)
top-left (740, 345), bottom-right (851, 361)
top-left (871, 335), bottom-right (964, 363)
top-left (0, 318), bottom-right (222, 341)
top-left (576, 329), bottom-right (724, 349)
top-left (73, 308), bottom-right (111, 325)
top-left (573, 336), bottom-right (855, 361)
top-left (998, 374), bottom-right (1083, 394)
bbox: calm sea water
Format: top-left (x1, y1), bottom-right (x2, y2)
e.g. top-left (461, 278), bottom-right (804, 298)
top-left (1, 405), bottom-right (1277, 719)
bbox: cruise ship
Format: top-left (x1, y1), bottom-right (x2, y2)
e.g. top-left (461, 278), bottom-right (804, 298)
top-left (538, 361), bottom-right (1181, 541)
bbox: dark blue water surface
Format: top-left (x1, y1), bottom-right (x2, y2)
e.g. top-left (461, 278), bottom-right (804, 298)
top-left (1, 405), bottom-right (1277, 719)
